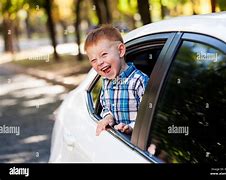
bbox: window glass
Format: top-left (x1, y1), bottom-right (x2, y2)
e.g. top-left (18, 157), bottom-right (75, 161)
top-left (147, 40), bottom-right (226, 163)
top-left (90, 77), bottom-right (102, 111)
top-left (126, 46), bottom-right (163, 76)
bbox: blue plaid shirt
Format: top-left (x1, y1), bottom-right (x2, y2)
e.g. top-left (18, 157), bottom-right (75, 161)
top-left (100, 63), bottom-right (149, 128)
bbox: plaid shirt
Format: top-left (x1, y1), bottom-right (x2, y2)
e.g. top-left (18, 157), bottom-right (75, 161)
top-left (100, 63), bottom-right (149, 128)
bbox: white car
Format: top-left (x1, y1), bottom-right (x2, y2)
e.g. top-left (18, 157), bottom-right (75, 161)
top-left (49, 12), bottom-right (226, 163)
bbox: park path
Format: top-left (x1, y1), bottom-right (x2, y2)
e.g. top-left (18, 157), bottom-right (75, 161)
top-left (0, 65), bottom-right (69, 163)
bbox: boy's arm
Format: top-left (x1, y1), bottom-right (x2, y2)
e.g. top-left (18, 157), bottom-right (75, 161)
top-left (96, 82), bottom-right (115, 136)
top-left (96, 114), bottom-right (114, 136)
top-left (114, 123), bottom-right (133, 135)
top-left (128, 121), bottom-right (135, 130)
top-left (100, 83), bottom-right (112, 118)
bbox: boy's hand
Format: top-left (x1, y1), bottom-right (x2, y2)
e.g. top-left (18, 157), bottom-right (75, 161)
top-left (147, 144), bottom-right (156, 155)
top-left (96, 114), bottom-right (114, 136)
top-left (114, 123), bottom-right (133, 135)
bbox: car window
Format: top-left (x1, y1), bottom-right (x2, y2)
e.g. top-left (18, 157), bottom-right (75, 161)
top-left (147, 40), bottom-right (226, 163)
top-left (90, 77), bottom-right (102, 116)
top-left (126, 44), bottom-right (163, 77)
top-left (89, 45), bottom-right (164, 119)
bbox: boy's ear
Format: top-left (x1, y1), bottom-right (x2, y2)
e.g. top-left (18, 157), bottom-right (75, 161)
top-left (118, 43), bottom-right (126, 58)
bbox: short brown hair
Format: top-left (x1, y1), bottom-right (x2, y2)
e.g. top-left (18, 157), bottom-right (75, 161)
top-left (84, 24), bottom-right (123, 51)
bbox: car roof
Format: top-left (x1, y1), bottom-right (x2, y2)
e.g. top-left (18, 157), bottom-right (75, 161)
top-left (124, 12), bottom-right (226, 43)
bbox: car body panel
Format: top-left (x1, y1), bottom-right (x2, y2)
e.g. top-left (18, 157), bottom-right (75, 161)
top-left (50, 70), bottom-right (149, 162)
top-left (124, 12), bottom-right (226, 43)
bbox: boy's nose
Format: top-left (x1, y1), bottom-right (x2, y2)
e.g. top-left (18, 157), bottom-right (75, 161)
top-left (97, 58), bottom-right (104, 66)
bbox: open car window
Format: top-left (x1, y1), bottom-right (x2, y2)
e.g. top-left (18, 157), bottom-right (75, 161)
top-left (89, 40), bottom-right (165, 135)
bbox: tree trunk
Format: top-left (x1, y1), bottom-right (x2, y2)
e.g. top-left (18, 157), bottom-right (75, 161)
top-left (211, 0), bottom-right (216, 12)
top-left (25, 11), bottom-right (32, 39)
top-left (137, 0), bottom-right (151, 25)
top-left (14, 18), bottom-right (20, 52)
top-left (191, 0), bottom-right (197, 15)
top-left (92, 0), bottom-right (110, 24)
top-left (44, 0), bottom-right (59, 61)
top-left (103, 0), bottom-right (111, 23)
top-left (93, 0), bottom-right (103, 24)
top-left (74, 0), bottom-right (83, 61)
top-left (60, 20), bottom-right (68, 43)
top-left (3, 17), bottom-right (14, 53)
top-left (160, 0), bottom-right (165, 19)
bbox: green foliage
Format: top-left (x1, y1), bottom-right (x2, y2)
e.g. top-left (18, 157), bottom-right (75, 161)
top-left (161, 0), bottom-right (188, 9)
top-left (0, 0), bottom-right (25, 15)
top-left (26, 0), bottom-right (46, 9)
top-left (218, 0), bottom-right (226, 10)
top-left (118, 0), bottom-right (137, 15)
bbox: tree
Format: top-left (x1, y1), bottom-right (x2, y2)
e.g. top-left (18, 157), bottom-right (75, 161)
top-left (2, 14), bottom-right (15, 53)
top-left (211, 0), bottom-right (216, 12)
top-left (25, 11), bottom-right (32, 39)
top-left (137, 0), bottom-right (151, 25)
top-left (74, 0), bottom-right (83, 60)
top-left (0, 0), bottom-right (25, 53)
top-left (43, 0), bottom-right (59, 61)
top-left (117, 0), bottom-right (137, 29)
top-left (92, 0), bottom-right (111, 24)
top-left (159, 0), bottom-right (170, 19)
top-left (26, 0), bottom-right (59, 61)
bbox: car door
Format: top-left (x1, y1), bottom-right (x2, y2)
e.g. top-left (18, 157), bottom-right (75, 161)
top-left (137, 32), bottom-right (226, 163)
top-left (85, 32), bottom-right (180, 162)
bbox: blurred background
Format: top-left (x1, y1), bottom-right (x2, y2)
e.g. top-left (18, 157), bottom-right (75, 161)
top-left (0, 0), bottom-right (225, 163)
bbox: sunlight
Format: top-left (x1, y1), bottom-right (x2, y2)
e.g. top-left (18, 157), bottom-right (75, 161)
top-left (0, 75), bottom-right (47, 96)
top-left (19, 135), bottom-right (48, 144)
top-left (13, 85), bottom-right (65, 98)
top-left (56, 43), bottom-right (78, 55)
top-left (0, 99), bottom-right (17, 106)
top-left (22, 96), bottom-right (56, 107)
top-left (0, 152), bottom-right (33, 163)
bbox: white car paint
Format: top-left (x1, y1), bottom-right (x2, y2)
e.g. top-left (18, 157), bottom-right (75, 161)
top-left (124, 12), bottom-right (226, 43)
top-left (49, 69), bottom-right (149, 162)
top-left (49, 12), bottom-right (226, 163)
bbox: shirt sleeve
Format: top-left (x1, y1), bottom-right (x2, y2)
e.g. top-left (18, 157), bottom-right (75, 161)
top-left (128, 74), bottom-right (149, 128)
top-left (100, 82), bottom-right (112, 118)
top-left (135, 74), bottom-right (149, 103)
top-left (128, 121), bottom-right (135, 128)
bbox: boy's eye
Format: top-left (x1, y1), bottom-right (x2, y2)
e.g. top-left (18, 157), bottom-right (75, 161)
top-left (102, 53), bottom-right (107, 57)
top-left (91, 59), bottom-right (97, 63)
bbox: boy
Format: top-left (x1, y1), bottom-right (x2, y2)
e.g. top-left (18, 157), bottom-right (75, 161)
top-left (84, 25), bottom-right (149, 136)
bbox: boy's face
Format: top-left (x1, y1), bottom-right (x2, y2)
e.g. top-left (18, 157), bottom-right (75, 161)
top-left (86, 38), bottom-right (126, 79)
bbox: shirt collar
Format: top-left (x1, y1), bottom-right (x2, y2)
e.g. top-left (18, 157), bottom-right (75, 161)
top-left (103, 62), bottom-right (135, 82)
top-left (118, 62), bottom-right (135, 79)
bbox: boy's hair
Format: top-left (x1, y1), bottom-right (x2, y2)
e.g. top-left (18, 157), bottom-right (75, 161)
top-left (84, 24), bottom-right (123, 51)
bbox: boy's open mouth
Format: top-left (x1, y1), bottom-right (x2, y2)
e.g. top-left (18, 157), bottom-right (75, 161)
top-left (101, 65), bottom-right (111, 74)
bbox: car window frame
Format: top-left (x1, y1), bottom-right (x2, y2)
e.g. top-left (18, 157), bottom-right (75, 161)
top-left (85, 32), bottom-right (181, 162)
top-left (138, 32), bottom-right (226, 161)
top-left (131, 32), bottom-right (182, 149)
